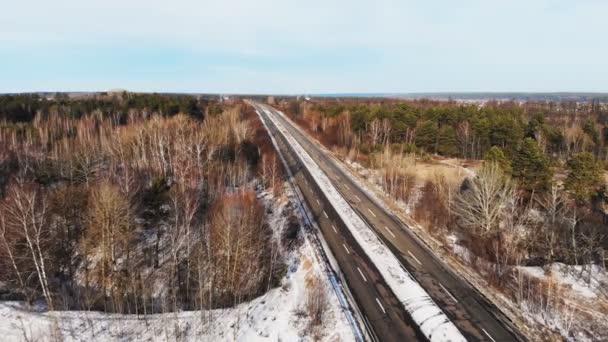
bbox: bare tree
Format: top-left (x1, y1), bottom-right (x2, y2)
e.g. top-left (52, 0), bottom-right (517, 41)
top-left (565, 207), bottom-right (580, 265)
top-left (0, 214), bottom-right (28, 301)
top-left (452, 163), bottom-right (515, 238)
top-left (456, 121), bottom-right (472, 159)
top-left (381, 118), bottom-right (392, 146)
top-left (2, 181), bottom-right (54, 309)
top-left (368, 119), bottom-right (381, 146)
top-left (536, 185), bottom-right (567, 264)
top-left (85, 182), bottom-right (134, 312)
top-left (209, 191), bottom-right (269, 306)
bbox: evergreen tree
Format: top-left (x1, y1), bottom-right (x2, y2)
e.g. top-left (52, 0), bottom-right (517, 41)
top-left (437, 126), bottom-right (459, 156)
top-left (511, 138), bottom-right (552, 192)
top-left (525, 112), bottom-right (545, 139)
top-left (490, 115), bottom-right (524, 153)
top-left (471, 114), bottom-right (491, 158)
top-left (415, 120), bottom-right (438, 153)
top-left (545, 126), bottom-right (566, 156)
top-left (350, 107), bottom-right (369, 134)
top-left (583, 119), bottom-right (600, 145)
top-left (564, 151), bottom-right (604, 202)
top-left (484, 146), bottom-right (512, 174)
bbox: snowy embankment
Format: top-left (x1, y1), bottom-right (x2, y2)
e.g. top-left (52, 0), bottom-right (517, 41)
top-left (259, 106), bottom-right (466, 342)
top-left (0, 187), bottom-right (354, 342)
top-left (255, 102), bottom-right (364, 341)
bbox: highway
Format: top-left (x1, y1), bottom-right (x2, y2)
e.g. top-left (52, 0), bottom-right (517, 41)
top-left (254, 102), bottom-right (422, 341)
top-left (254, 102), bottom-right (524, 342)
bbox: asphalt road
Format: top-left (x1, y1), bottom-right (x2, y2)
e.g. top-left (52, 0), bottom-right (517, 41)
top-left (254, 102), bottom-right (423, 341)
top-left (255, 102), bottom-right (524, 342)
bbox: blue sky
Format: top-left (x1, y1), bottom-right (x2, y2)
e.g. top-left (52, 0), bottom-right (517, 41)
top-left (1, 0), bottom-right (607, 93)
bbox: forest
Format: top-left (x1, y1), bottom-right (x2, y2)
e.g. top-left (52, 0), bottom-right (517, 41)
top-left (0, 93), bottom-right (290, 318)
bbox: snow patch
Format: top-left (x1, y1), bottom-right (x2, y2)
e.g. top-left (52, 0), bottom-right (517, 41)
top-left (518, 263), bottom-right (607, 299)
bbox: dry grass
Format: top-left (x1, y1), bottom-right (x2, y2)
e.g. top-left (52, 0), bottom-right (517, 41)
top-left (304, 273), bottom-right (329, 341)
top-left (371, 148), bottom-right (478, 187)
top-left (409, 159), bottom-right (476, 186)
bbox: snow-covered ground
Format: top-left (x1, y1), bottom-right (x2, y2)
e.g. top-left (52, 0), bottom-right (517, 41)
top-left (518, 263), bottom-right (607, 299)
top-left (0, 186), bottom-right (355, 342)
top-left (259, 105), bottom-right (466, 342)
top-left (515, 262), bottom-right (608, 341)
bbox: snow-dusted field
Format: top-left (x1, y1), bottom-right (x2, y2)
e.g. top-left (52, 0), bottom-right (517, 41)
top-left (0, 187), bottom-right (355, 342)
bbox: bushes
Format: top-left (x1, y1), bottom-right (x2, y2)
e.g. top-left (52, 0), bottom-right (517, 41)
top-left (304, 275), bottom-right (329, 339)
top-left (414, 179), bottom-right (450, 234)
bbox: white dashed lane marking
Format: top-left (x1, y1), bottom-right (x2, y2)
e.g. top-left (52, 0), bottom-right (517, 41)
top-left (357, 267), bottom-right (367, 282)
top-left (482, 329), bottom-right (496, 342)
top-left (368, 208), bottom-right (376, 218)
top-left (407, 250), bottom-right (422, 265)
top-left (343, 244), bottom-right (350, 254)
top-left (439, 283), bottom-right (458, 303)
top-left (375, 298), bottom-right (386, 314)
top-left (384, 226), bottom-right (396, 238)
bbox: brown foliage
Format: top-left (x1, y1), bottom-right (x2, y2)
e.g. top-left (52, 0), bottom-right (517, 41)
top-left (0, 98), bottom-right (284, 314)
top-left (414, 180), bottom-right (449, 234)
top-left (208, 190), bottom-right (271, 305)
top-left (84, 182), bottom-right (135, 309)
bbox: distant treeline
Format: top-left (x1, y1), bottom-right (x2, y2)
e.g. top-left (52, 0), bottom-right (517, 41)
top-left (0, 92), bottom-right (228, 123)
top-left (397, 93), bottom-right (608, 102)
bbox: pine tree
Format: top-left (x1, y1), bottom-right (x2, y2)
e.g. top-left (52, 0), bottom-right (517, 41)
top-left (438, 126), bottom-right (459, 157)
top-left (490, 115), bottom-right (524, 153)
top-left (511, 138), bottom-right (552, 192)
top-left (582, 119), bottom-right (600, 145)
top-left (564, 151), bottom-right (603, 202)
top-left (415, 120), bottom-right (438, 153)
top-left (525, 113), bottom-right (545, 139)
top-left (484, 146), bottom-right (512, 174)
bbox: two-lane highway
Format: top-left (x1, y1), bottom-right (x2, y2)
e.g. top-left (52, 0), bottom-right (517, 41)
top-left (253, 103), bottom-right (423, 341)
top-left (256, 102), bottom-right (524, 342)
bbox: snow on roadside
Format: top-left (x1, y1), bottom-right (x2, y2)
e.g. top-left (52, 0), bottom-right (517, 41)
top-left (0, 186), bottom-right (354, 342)
top-left (260, 105), bottom-right (466, 342)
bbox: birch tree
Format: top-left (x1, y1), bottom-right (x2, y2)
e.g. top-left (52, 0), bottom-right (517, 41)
top-left (452, 163), bottom-right (515, 238)
top-left (2, 182), bottom-right (54, 309)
